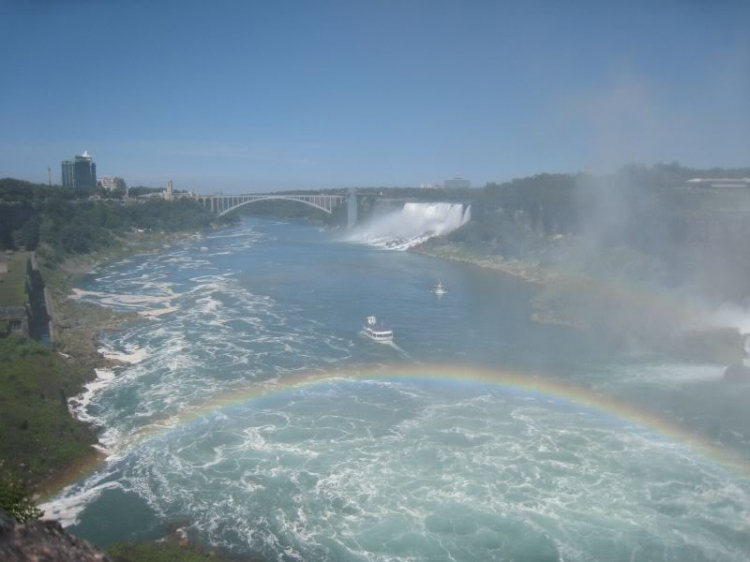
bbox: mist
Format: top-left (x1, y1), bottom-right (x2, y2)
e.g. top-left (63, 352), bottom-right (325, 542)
top-left (3, 2), bottom-right (750, 561)
top-left (345, 202), bottom-right (470, 250)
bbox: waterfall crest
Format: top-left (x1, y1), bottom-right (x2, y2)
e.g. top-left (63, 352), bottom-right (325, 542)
top-left (346, 202), bottom-right (470, 250)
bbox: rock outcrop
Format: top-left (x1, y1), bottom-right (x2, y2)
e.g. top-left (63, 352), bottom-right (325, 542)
top-left (0, 509), bottom-right (111, 561)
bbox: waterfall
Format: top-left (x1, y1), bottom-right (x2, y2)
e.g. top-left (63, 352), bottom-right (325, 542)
top-left (346, 202), bottom-right (471, 250)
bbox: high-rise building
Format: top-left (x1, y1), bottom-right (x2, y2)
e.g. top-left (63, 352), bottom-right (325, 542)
top-left (165, 180), bottom-right (174, 201)
top-left (61, 151), bottom-right (97, 188)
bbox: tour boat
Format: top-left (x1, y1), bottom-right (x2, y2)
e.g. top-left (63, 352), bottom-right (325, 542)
top-left (362, 316), bottom-right (394, 343)
top-left (432, 280), bottom-right (447, 296)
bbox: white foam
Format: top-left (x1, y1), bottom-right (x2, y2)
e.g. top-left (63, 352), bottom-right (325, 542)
top-left (68, 369), bottom-right (117, 424)
top-left (346, 202), bottom-right (470, 250)
top-left (713, 302), bottom-right (750, 334)
top-left (99, 346), bottom-right (148, 364)
top-left (40, 479), bottom-right (121, 528)
top-left (70, 288), bottom-right (175, 310)
top-left (138, 306), bottom-right (180, 318)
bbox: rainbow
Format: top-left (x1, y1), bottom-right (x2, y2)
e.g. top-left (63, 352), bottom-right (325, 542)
top-left (125, 364), bottom-right (750, 478)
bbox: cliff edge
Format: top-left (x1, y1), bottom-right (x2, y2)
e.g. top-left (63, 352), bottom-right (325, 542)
top-left (0, 509), bottom-right (111, 561)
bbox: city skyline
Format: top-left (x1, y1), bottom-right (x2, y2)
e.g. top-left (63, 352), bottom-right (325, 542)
top-left (1, 1), bottom-right (749, 192)
top-left (61, 150), bottom-right (97, 189)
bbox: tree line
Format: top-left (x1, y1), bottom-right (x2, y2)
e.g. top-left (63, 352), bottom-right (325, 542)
top-left (0, 178), bottom-right (236, 256)
top-left (447, 162), bottom-right (750, 300)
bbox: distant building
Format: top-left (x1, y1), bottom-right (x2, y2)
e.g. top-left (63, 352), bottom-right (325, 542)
top-left (686, 178), bottom-right (750, 190)
top-left (164, 180), bottom-right (174, 201)
top-left (61, 151), bottom-right (97, 188)
top-left (136, 191), bottom-right (164, 200)
top-left (98, 176), bottom-right (128, 193)
top-left (444, 177), bottom-right (471, 189)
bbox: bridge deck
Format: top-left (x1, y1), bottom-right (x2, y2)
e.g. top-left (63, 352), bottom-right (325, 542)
top-left (197, 193), bottom-right (348, 216)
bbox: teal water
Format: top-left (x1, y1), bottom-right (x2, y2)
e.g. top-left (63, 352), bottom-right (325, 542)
top-left (44, 218), bottom-right (750, 561)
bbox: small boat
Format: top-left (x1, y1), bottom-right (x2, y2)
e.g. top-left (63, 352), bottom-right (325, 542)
top-left (362, 316), bottom-right (394, 343)
top-left (432, 280), bottom-right (447, 296)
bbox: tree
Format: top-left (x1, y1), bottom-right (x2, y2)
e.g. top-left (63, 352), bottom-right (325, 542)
top-left (12, 216), bottom-right (40, 249)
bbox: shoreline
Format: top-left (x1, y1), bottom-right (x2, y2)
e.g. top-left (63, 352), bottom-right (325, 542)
top-left (41, 233), bottom-right (188, 371)
top-left (33, 229), bottom-right (212, 498)
top-left (411, 243), bottom-right (555, 287)
top-left (410, 243), bottom-right (582, 330)
top-left (412, 241), bottom-right (746, 364)
top-left (34, 448), bottom-right (107, 503)
top-left (38, 224), bottom-right (746, 499)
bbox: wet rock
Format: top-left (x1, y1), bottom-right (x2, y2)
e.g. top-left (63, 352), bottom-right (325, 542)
top-left (0, 509), bottom-right (111, 561)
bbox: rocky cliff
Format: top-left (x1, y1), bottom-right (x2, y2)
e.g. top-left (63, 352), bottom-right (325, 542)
top-left (0, 509), bottom-right (111, 561)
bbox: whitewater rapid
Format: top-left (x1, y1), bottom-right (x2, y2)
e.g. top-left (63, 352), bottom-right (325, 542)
top-left (41, 218), bottom-right (750, 562)
top-left (346, 202), bottom-right (470, 250)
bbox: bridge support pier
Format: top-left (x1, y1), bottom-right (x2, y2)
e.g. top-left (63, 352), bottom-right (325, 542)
top-left (347, 189), bottom-right (358, 228)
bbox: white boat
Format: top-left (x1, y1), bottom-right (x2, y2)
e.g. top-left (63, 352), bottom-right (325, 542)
top-left (432, 280), bottom-right (447, 295)
top-left (362, 316), bottom-right (393, 343)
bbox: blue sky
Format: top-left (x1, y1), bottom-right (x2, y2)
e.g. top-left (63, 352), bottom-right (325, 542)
top-left (1, 0), bottom-right (749, 192)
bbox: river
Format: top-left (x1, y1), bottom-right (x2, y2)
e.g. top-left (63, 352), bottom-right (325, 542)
top-left (42, 216), bottom-right (750, 561)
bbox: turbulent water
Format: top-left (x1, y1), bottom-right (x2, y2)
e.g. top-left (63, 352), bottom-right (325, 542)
top-left (346, 202), bottom-right (470, 250)
top-left (42, 218), bottom-right (750, 562)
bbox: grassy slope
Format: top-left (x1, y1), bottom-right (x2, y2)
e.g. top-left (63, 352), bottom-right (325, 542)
top-left (0, 252), bottom-right (29, 306)
top-left (0, 336), bottom-right (96, 486)
top-left (0, 231), bottom-right (212, 492)
top-left (107, 541), bottom-right (235, 562)
top-left (0, 184), bottom-right (248, 556)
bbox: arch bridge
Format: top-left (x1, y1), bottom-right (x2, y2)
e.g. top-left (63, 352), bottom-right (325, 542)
top-left (196, 193), bottom-right (348, 217)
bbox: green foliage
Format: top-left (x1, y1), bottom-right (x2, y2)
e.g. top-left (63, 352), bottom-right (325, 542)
top-left (0, 252), bottom-right (30, 307)
top-left (11, 216), bottom-right (40, 249)
top-left (0, 336), bottom-right (95, 487)
top-left (467, 173), bottom-right (580, 238)
top-left (447, 163), bottom-right (750, 299)
top-left (0, 465), bottom-right (43, 522)
top-left (0, 179), bottom-right (239, 504)
top-left (107, 541), bottom-right (228, 562)
top-left (0, 178), bottom-right (234, 254)
top-left (353, 186), bottom-right (470, 201)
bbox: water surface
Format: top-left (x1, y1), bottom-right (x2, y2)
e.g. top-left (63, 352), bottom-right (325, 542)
top-left (45, 218), bottom-right (750, 561)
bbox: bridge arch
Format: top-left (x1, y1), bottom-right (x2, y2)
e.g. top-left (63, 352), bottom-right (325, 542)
top-left (205, 195), bottom-right (343, 217)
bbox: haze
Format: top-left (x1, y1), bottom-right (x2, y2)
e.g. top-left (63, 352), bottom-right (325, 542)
top-left (1, 0), bottom-right (749, 190)
top-left (3, 2), bottom-right (750, 561)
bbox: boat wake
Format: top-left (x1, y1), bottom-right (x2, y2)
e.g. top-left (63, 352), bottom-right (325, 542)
top-left (387, 340), bottom-right (412, 359)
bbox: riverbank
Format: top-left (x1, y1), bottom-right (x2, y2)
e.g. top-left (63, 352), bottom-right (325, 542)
top-left (411, 242), bottom-right (555, 286)
top-left (0, 336), bottom-right (99, 499)
top-left (411, 241), bottom-right (584, 329)
top-left (40, 230), bottom-right (200, 371)
top-left (0, 229), bottom-right (211, 505)
top-left (413, 240), bottom-right (746, 364)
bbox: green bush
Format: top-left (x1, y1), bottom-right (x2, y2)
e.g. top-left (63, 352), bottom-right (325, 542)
top-left (1, 178), bottom-right (235, 254)
top-left (0, 465), bottom-right (43, 522)
top-left (107, 541), bottom-right (226, 562)
top-left (0, 336), bottom-right (95, 487)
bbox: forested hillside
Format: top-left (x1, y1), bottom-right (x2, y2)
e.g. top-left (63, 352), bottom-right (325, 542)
top-left (446, 163), bottom-right (750, 301)
top-left (0, 178), bottom-right (236, 256)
